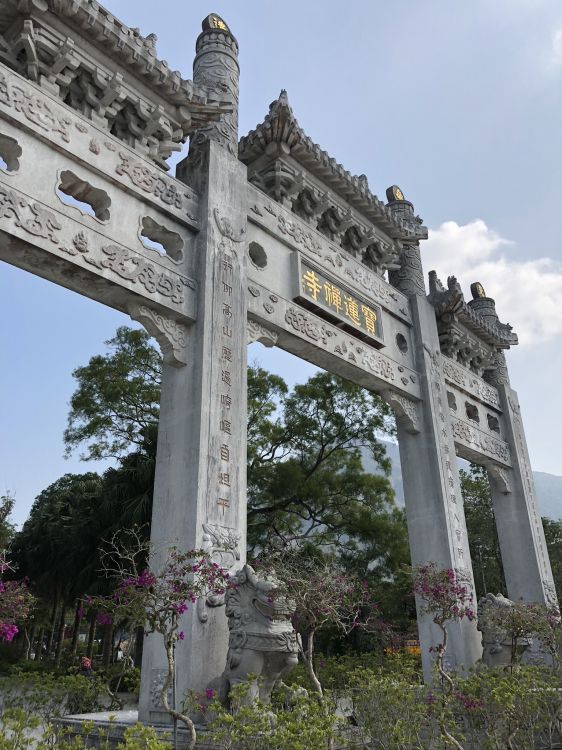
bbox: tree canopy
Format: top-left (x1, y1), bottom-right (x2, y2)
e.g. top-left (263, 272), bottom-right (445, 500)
top-left (64, 327), bottom-right (161, 460)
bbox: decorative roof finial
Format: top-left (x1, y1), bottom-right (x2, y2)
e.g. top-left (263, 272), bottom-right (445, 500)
top-left (471, 282), bottom-right (486, 299)
top-left (202, 13), bottom-right (231, 34)
top-left (386, 185), bottom-right (405, 203)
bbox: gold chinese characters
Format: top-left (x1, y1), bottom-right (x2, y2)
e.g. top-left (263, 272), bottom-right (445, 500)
top-left (300, 266), bottom-right (382, 341)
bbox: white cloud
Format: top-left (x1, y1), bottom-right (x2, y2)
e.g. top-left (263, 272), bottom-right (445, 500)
top-left (423, 220), bottom-right (562, 346)
top-left (551, 28), bottom-right (562, 65)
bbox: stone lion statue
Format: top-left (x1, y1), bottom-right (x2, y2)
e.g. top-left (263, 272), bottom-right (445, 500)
top-left (207, 564), bottom-right (299, 708)
top-left (477, 592), bottom-right (531, 667)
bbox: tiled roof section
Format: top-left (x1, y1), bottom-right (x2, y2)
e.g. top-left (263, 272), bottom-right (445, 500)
top-left (239, 91), bottom-right (428, 241)
top-left (428, 272), bottom-right (518, 349)
top-left (0, 0), bottom-right (211, 107)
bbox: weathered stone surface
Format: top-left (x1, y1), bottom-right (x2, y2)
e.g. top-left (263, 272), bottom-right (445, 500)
top-left (138, 137), bottom-right (248, 724)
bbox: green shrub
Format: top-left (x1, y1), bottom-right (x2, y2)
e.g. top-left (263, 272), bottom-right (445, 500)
top-left (0, 671), bottom-right (104, 721)
top-left (204, 682), bottom-right (343, 750)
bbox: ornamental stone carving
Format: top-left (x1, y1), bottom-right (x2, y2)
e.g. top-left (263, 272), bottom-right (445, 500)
top-left (247, 319), bottom-right (278, 347)
top-left (488, 465), bottom-right (512, 495)
top-left (128, 303), bottom-right (188, 367)
top-left (451, 416), bottom-right (511, 466)
top-left (203, 565), bottom-right (298, 709)
top-left (383, 390), bottom-right (420, 434)
top-left (0, 70), bottom-right (72, 143)
top-left (197, 523), bottom-right (242, 623)
top-left (116, 153), bottom-right (195, 213)
top-left (477, 593), bottom-right (530, 668)
top-left (0, 186), bottom-right (62, 242)
top-left (149, 668), bottom-right (172, 710)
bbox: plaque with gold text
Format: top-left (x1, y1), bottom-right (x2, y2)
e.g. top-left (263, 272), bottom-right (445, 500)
top-left (294, 258), bottom-right (384, 347)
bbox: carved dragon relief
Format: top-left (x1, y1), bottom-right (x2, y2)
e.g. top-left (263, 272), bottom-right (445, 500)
top-left (128, 303), bottom-right (188, 367)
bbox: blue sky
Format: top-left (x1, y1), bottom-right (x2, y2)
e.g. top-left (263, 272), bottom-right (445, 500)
top-left (2, 0), bottom-right (562, 526)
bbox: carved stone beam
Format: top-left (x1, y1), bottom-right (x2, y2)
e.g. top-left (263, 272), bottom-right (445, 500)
top-left (247, 319), bottom-right (278, 347)
top-left (382, 390), bottom-right (421, 434)
top-left (488, 464), bottom-right (512, 494)
top-left (128, 303), bottom-right (188, 367)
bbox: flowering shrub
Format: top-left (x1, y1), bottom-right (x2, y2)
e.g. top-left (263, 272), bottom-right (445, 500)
top-left (0, 554), bottom-right (34, 644)
top-left (409, 563), bottom-right (474, 685)
top-left (88, 530), bottom-right (233, 750)
top-left (257, 552), bottom-right (388, 695)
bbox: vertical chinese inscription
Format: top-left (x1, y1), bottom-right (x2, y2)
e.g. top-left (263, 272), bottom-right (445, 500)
top-left (217, 252), bottom-right (235, 518)
top-left (428, 350), bottom-right (470, 572)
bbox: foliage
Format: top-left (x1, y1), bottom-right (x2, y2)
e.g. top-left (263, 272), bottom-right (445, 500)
top-left (89, 529), bottom-right (233, 750)
top-left (0, 494), bottom-right (15, 552)
top-left (0, 554), bottom-right (34, 643)
top-left (460, 466), bottom-right (506, 600)
top-left (542, 517), bottom-right (562, 602)
top-left (247, 367), bottom-right (399, 558)
top-left (116, 723), bottom-right (170, 750)
top-left (10, 473), bottom-right (104, 603)
top-left (348, 662), bottom-right (433, 750)
top-left (0, 671), bottom-right (104, 721)
top-left (479, 597), bottom-right (561, 667)
top-left (259, 551), bottom-right (387, 694)
top-left (64, 326), bottom-right (161, 460)
top-left (452, 665), bottom-right (562, 750)
top-left (202, 681), bottom-right (342, 750)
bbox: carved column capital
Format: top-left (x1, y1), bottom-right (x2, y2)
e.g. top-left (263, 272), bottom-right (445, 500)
top-left (128, 303), bottom-right (188, 367)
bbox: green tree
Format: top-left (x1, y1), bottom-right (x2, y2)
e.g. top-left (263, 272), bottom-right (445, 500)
top-left (0, 493), bottom-right (16, 552)
top-left (247, 368), bottom-right (399, 556)
top-left (64, 326), bottom-right (161, 460)
top-left (17, 327), bottom-right (415, 645)
top-left (460, 465), bottom-right (506, 600)
top-left (541, 518), bottom-right (562, 601)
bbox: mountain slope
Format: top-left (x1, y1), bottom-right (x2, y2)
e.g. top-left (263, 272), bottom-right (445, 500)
top-left (363, 443), bottom-right (562, 520)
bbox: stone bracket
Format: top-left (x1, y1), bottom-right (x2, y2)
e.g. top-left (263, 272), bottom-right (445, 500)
top-left (247, 318), bottom-right (278, 347)
top-left (382, 390), bottom-right (421, 434)
top-left (487, 465), bottom-right (512, 495)
top-left (128, 303), bottom-right (188, 367)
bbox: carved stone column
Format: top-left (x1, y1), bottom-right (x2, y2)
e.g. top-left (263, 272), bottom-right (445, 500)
top-left (189, 14), bottom-right (240, 157)
top-left (139, 16), bottom-right (247, 723)
top-left (469, 296), bottom-right (557, 607)
top-left (388, 192), bottom-right (482, 678)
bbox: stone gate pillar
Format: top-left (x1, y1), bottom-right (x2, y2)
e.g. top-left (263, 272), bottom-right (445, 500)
top-left (388, 196), bottom-right (482, 678)
top-left (139, 16), bottom-right (247, 723)
top-left (470, 296), bottom-right (557, 607)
